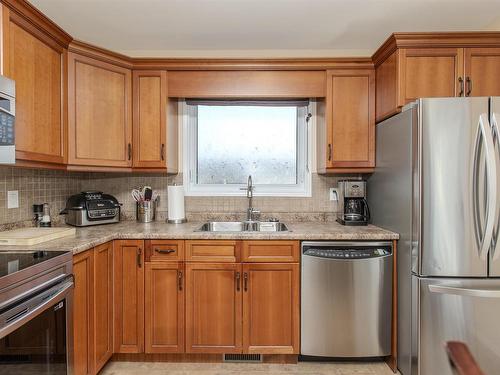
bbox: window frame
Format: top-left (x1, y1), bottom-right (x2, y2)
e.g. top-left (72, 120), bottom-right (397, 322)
top-left (182, 100), bottom-right (312, 197)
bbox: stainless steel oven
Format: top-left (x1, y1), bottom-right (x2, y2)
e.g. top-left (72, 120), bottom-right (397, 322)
top-left (0, 251), bottom-right (73, 374)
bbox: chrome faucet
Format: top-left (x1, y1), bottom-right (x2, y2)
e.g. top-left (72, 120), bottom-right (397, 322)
top-left (240, 175), bottom-right (260, 222)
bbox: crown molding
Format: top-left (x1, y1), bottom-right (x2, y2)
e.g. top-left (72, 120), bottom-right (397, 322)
top-left (1, 0), bottom-right (72, 47)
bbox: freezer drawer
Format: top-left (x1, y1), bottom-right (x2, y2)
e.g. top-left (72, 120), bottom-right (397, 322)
top-left (301, 242), bottom-right (392, 357)
top-left (415, 276), bottom-right (500, 375)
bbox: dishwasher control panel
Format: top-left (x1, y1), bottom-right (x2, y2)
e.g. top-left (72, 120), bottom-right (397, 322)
top-left (302, 242), bottom-right (392, 259)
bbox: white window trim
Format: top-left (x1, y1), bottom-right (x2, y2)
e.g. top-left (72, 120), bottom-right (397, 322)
top-left (181, 100), bottom-right (312, 197)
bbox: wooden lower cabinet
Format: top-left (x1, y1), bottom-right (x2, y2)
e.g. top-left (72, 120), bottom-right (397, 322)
top-left (145, 262), bottom-right (184, 353)
top-left (242, 263), bottom-right (300, 354)
top-left (93, 242), bottom-right (113, 372)
top-left (185, 263), bottom-right (243, 353)
top-left (73, 249), bottom-right (93, 375)
top-left (73, 242), bottom-right (114, 375)
top-left (113, 240), bottom-right (145, 353)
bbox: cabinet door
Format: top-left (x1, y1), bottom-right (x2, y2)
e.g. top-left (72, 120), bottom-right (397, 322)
top-left (242, 264), bottom-right (299, 354)
top-left (6, 18), bottom-right (66, 165)
top-left (145, 262), bottom-right (184, 353)
top-left (400, 48), bottom-right (463, 103)
top-left (185, 263), bottom-right (242, 353)
top-left (464, 48), bottom-right (500, 97)
top-left (68, 52), bottom-right (132, 168)
top-left (113, 240), bottom-right (144, 353)
top-left (327, 69), bottom-right (375, 169)
top-left (93, 242), bottom-right (113, 372)
top-left (73, 250), bottom-right (93, 375)
top-left (133, 70), bottom-right (167, 168)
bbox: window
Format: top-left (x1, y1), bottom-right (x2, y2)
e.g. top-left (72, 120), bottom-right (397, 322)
top-left (183, 100), bottom-right (311, 196)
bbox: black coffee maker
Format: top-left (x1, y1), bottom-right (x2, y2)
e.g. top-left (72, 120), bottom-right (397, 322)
top-left (336, 180), bottom-right (370, 226)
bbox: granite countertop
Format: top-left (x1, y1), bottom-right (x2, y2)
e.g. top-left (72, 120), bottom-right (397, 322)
top-left (0, 221), bottom-right (399, 255)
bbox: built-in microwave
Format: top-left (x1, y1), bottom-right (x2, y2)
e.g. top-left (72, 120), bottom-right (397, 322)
top-left (0, 75), bottom-right (15, 164)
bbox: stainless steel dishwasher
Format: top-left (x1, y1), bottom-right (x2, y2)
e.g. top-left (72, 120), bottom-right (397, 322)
top-left (301, 241), bottom-right (393, 358)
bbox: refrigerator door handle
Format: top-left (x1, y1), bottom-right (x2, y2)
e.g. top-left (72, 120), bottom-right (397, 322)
top-left (476, 114), bottom-right (497, 260)
top-left (490, 112), bottom-right (500, 261)
top-left (429, 284), bottom-right (500, 298)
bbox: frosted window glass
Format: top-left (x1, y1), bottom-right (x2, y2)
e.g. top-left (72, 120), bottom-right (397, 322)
top-left (197, 105), bottom-right (298, 185)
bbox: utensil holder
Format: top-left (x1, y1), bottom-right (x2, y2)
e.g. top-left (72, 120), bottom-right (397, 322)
top-left (136, 201), bottom-right (156, 223)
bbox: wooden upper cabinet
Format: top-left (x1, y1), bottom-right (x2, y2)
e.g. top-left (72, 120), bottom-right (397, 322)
top-left (374, 34), bottom-right (500, 122)
top-left (4, 13), bottom-right (66, 165)
top-left (242, 263), bottom-right (299, 354)
top-left (464, 48), bottom-right (500, 97)
top-left (399, 48), bottom-right (463, 103)
top-left (319, 69), bottom-right (375, 172)
top-left (185, 263), bottom-right (243, 353)
top-left (145, 262), bottom-right (184, 353)
top-left (113, 240), bottom-right (144, 353)
top-left (132, 70), bottom-right (167, 169)
top-left (68, 52), bottom-right (132, 168)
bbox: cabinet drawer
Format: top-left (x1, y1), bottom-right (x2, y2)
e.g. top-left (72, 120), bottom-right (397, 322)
top-left (185, 240), bottom-right (240, 262)
top-left (146, 240), bottom-right (184, 262)
top-left (242, 241), bottom-right (299, 262)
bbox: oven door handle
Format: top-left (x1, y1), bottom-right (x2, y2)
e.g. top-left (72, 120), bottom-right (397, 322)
top-left (0, 278), bottom-right (74, 339)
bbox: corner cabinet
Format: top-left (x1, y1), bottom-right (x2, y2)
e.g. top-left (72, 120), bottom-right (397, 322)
top-left (317, 69), bottom-right (375, 173)
top-left (2, 6), bottom-right (68, 167)
top-left (67, 52), bottom-right (132, 169)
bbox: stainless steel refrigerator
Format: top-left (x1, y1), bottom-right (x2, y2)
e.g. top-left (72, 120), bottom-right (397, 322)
top-left (368, 97), bottom-right (500, 375)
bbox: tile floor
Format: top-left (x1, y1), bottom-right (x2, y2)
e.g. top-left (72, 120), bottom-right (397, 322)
top-left (101, 361), bottom-right (398, 375)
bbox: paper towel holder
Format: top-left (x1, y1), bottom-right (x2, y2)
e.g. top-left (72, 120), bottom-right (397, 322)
top-left (167, 218), bottom-right (187, 224)
top-left (167, 183), bottom-right (187, 224)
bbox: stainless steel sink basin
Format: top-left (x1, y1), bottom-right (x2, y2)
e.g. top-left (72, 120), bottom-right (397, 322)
top-left (197, 221), bottom-right (289, 232)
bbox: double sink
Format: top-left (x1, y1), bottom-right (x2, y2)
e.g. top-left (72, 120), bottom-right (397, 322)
top-left (197, 221), bottom-right (289, 232)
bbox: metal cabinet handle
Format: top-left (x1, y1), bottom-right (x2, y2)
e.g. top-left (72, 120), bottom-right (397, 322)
top-left (161, 144), bottom-right (165, 161)
top-left (458, 77), bottom-right (464, 97)
top-left (236, 272), bottom-right (241, 292)
top-left (429, 284), bottom-right (500, 298)
top-left (466, 77), bottom-right (472, 96)
top-left (178, 270), bottom-right (183, 291)
top-left (128, 143), bottom-right (132, 160)
top-left (137, 248), bottom-right (142, 268)
top-left (327, 144), bottom-right (332, 161)
top-left (155, 248), bottom-right (175, 254)
top-left (243, 272), bottom-right (248, 292)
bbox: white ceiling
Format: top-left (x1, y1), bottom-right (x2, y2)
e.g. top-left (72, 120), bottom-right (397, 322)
top-left (30, 0), bottom-right (500, 58)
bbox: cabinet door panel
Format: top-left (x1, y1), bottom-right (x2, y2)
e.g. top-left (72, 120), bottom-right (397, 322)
top-left (465, 48), bottom-right (500, 97)
top-left (68, 53), bottom-right (132, 167)
top-left (93, 242), bottom-right (113, 372)
top-left (133, 70), bottom-right (167, 168)
top-left (243, 264), bottom-right (299, 354)
top-left (113, 240), bottom-right (144, 353)
top-left (73, 250), bottom-right (93, 375)
top-left (400, 48), bottom-right (463, 102)
top-left (8, 21), bottom-right (65, 164)
top-left (145, 262), bottom-right (184, 353)
top-left (185, 263), bottom-right (242, 353)
top-left (327, 69), bottom-right (375, 168)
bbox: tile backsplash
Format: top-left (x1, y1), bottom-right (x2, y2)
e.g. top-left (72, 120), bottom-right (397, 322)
top-left (0, 167), bottom-right (353, 228)
top-left (0, 167), bottom-right (84, 229)
top-left (81, 173), bottom-right (346, 222)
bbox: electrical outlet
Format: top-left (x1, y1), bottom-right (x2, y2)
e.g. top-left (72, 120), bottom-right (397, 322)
top-left (329, 188), bottom-right (339, 201)
top-left (7, 190), bottom-right (19, 209)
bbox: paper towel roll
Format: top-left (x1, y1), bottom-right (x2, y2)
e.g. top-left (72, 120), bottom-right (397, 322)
top-left (167, 185), bottom-right (186, 222)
